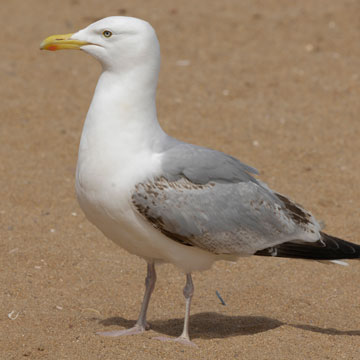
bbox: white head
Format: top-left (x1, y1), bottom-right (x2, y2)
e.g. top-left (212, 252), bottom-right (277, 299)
top-left (40, 16), bottom-right (160, 76)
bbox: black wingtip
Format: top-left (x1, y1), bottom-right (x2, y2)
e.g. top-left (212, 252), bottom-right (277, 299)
top-left (254, 232), bottom-right (360, 260)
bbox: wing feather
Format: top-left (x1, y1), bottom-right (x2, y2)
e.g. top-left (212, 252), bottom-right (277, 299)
top-left (132, 176), bottom-right (321, 255)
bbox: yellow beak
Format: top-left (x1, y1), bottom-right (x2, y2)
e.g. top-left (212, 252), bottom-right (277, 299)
top-left (40, 33), bottom-right (89, 51)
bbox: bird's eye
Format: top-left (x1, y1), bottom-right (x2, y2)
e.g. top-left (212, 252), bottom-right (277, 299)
top-left (102, 30), bottom-right (112, 38)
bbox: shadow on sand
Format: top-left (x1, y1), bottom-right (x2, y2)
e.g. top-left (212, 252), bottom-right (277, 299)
top-left (97, 312), bottom-right (360, 339)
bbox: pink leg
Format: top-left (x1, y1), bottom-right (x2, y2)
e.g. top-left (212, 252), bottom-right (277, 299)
top-left (155, 273), bottom-right (196, 346)
top-left (97, 262), bottom-right (156, 337)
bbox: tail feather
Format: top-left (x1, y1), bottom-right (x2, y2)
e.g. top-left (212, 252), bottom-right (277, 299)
top-left (255, 232), bottom-right (360, 260)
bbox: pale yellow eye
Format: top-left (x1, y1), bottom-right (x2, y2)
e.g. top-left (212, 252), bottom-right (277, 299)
top-left (103, 30), bottom-right (112, 38)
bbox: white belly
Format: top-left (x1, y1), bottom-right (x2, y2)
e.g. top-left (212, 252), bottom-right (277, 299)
top-left (75, 149), bottom-right (224, 273)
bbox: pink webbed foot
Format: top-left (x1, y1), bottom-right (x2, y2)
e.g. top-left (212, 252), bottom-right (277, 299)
top-left (97, 263), bottom-right (156, 337)
top-left (153, 335), bottom-right (197, 347)
top-left (97, 323), bottom-right (149, 337)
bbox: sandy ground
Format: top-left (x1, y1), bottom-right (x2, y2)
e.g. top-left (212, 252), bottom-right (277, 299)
top-left (1, 0), bottom-right (360, 358)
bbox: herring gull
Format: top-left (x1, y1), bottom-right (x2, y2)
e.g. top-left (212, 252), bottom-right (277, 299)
top-left (40, 16), bottom-right (360, 345)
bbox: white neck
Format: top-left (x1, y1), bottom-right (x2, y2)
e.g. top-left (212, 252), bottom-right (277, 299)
top-left (78, 65), bottom-right (166, 160)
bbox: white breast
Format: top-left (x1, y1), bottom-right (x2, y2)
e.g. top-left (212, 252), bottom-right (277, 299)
top-left (75, 140), bottom-right (225, 272)
top-left (73, 69), bottom-right (224, 272)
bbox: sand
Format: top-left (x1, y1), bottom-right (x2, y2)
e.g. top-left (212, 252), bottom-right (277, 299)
top-left (1, 0), bottom-right (360, 358)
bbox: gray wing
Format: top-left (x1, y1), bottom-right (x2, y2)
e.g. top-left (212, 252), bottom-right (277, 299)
top-left (160, 141), bottom-right (259, 184)
top-left (132, 142), bottom-right (321, 255)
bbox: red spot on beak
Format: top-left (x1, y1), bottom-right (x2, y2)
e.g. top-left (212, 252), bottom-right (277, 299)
top-left (48, 45), bottom-right (58, 51)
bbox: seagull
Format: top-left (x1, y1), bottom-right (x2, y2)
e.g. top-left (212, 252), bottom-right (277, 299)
top-left (40, 16), bottom-right (360, 345)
